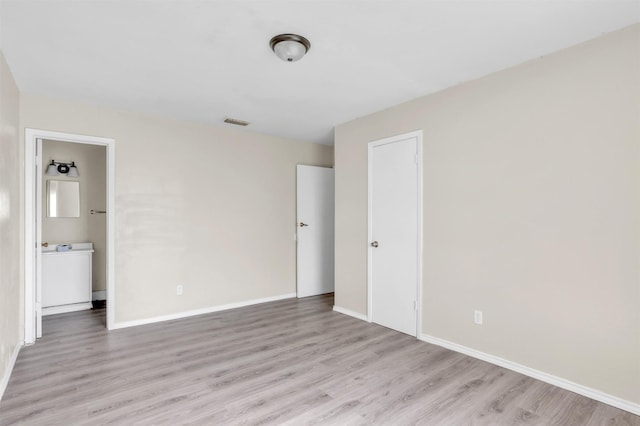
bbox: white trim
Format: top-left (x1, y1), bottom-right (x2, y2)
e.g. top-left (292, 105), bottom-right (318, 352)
top-left (92, 290), bottom-right (106, 301)
top-left (111, 293), bottom-right (297, 330)
top-left (24, 129), bottom-right (116, 343)
top-left (105, 139), bottom-right (116, 331)
top-left (420, 333), bottom-right (640, 416)
top-left (42, 303), bottom-right (92, 316)
top-left (333, 305), bottom-right (369, 322)
top-left (367, 141), bottom-right (373, 323)
top-left (367, 130), bottom-right (424, 337)
top-left (24, 133), bottom-right (35, 343)
top-left (0, 342), bottom-right (22, 402)
top-left (35, 138), bottom-right (42, 338)
top-left (416, 134), bottom-right (423, 338)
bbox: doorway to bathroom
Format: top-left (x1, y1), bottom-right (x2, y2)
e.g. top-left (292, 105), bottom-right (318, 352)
top-left (24, 129), bottom-right (115, 343)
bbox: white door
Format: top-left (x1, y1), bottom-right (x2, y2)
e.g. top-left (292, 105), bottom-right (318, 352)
top-left (35, 138), bottom-right (43, 338)
top-left (296, 165), bottom-right (335, 298)
top-left (369, 132), bottom-right (421, 336)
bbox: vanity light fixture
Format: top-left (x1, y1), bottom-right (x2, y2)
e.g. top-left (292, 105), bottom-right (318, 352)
top-left (46, 160), bottom-right (79, 177)
top-left (269, 33), bottom-right (311, 62)
top-left (68, 162), bottom-right (79, 177)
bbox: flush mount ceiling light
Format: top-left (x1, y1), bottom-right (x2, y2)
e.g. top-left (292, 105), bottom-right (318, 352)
top-left (269, 34), bottom-right (311, 62)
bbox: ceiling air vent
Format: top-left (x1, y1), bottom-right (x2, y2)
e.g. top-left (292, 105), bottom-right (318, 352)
top-left (224, 118), bottom-right (250, 126)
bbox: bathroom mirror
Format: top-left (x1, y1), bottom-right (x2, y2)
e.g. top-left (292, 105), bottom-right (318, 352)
top-left (47, 180), bottom-right (80, 218)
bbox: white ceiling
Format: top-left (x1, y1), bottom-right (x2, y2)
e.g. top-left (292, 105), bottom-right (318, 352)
top-left (1, 1), bottom-right (638, 145)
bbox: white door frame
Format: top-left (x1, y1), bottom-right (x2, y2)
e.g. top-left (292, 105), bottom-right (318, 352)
top-left (367, 130), bottom-right (423, 338)
top-left (24, 128), bottom-right (116, 344)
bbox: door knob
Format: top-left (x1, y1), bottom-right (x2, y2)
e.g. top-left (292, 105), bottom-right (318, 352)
top-left (371, 241), bottom-right (379, 248)
top-left (299, 222), bottom-right (309, 227)
top-left (41, 242), bottom-right (49, 247)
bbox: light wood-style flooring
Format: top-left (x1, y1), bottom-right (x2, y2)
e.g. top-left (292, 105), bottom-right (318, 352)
top-left (1, 294), bottom-right (637, 425)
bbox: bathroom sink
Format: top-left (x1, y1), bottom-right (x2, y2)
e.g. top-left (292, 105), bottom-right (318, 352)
top-left (42, 242), bottom-right (94, 254)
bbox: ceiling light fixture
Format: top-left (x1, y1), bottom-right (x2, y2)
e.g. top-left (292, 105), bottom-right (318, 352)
top-left (269, 34), bottom-right (311, 62)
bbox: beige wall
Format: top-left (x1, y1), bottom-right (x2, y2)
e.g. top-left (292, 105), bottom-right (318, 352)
top-left (21, 95), bottom-right (333, 322)
top-left (334, 25), bottom-right (640, 404)
top-left (0, 50), bottom-right (22, 391)
top-left (42, 140), bottom-right (107, 292)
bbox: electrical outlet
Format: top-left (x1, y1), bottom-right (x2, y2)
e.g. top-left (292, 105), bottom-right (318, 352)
top-left (474, 310), bottom-right (483, 325)
top-left (176, 285), bottom-right (183, 296)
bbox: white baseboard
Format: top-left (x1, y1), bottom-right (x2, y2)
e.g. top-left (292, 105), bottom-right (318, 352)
top-left (111, 293), bottom-right (297, 330)
top-left (420, 333), bottom-right (640, 416)
top-left (0, 342), bottom-right (22, 402)
top-left (333, 305), bottom-right (369, 322)
top-left (92, 290), bottom-right (106, 301)
top-left (43, 302), bottom-right (92, 316)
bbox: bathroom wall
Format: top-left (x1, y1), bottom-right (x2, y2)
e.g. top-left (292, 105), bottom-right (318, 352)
top-left (42, 140), bottom-right (107, 293)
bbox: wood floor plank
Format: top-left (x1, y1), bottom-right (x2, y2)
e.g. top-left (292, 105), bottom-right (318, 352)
top-left (1, 294), bottom-right (637, 425)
